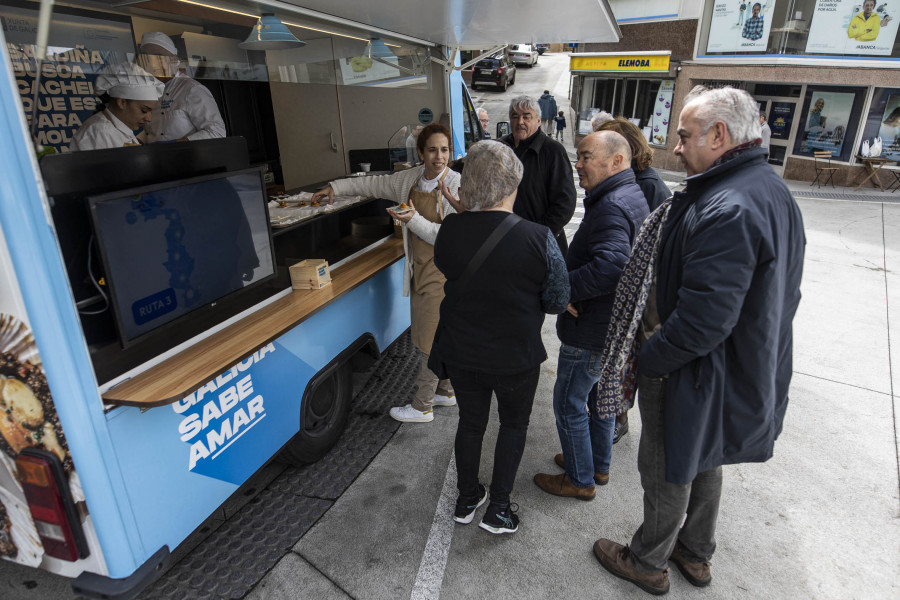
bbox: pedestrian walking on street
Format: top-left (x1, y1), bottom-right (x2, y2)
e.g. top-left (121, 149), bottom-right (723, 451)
top-left (533, 131), bottom-right (648, 502)
top-left (539, 90), bottom-right (558, 135)
top-left (554, 110), bottom-right (567, 142)
top-left (429, 140), bottom-right (570, 534)
top-left (592, 86), bottom-right (805, 595)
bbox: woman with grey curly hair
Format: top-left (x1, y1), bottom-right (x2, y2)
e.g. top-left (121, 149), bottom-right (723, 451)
top-left (429, 140), bottom-right (570, 535)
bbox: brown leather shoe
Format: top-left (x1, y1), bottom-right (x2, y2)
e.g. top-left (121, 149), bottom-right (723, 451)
top-left (554, 453), bottom-right (610, 486)
top-left (593, 538), bottom-right (669, 596)
top-left (533, 472), bottom-right (595, 500)
top-left (669, 542), bottom-right (712, 587)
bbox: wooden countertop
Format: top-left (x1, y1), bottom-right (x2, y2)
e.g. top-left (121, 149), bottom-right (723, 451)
top-left (102, 239), bottom-right (405, 408)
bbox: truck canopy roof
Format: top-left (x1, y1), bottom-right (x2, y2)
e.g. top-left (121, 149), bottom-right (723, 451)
top-left (79, 0), bottom-right (621, 49)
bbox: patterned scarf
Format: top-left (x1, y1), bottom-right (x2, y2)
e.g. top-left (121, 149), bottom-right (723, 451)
top-left (592, 142), bottom-right (759, 417)
top-left (593, 197), bottom-right (673, 418)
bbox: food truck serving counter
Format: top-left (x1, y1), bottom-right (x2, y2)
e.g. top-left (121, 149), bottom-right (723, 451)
top-left (0, 0), bottom-right (620, 596)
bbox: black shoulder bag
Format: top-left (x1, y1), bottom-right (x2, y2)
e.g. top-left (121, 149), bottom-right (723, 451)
top-left (428, 213), bottom-right (522, 379)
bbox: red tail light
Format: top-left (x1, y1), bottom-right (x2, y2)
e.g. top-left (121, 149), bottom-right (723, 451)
top-left (498, 67), bottom-right (504, 75)
top-left (15, 449), bottom-right (88, 561)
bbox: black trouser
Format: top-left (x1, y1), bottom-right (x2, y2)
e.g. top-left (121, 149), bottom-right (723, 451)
top-left (450, 366), bottom-right (541, 506)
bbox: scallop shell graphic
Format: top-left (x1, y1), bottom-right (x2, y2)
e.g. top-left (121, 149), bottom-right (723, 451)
top-left (0, 314), bottom-right (72, 471)
top-left (0, 486), bottom-right (43, 567)
top-left (0, 315), bottom-right (39, 367)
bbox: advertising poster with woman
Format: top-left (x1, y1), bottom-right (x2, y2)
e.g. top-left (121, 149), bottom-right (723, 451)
top-left (876, 94), bottom-right (900, 161)
top-left (805, 0), bottom-right (899, 56)
top-left (706, 1), bottom-right (777, 52)
top-left (800, 90), bottom-right (855, 156)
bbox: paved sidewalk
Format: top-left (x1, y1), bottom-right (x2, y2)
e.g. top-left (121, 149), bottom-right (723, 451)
top-left (248, 191), bottom-right (900, 599)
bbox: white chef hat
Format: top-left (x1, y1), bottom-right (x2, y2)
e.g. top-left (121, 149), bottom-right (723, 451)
top-left (95, 62), bottom-right (164, 101)
top-left (140, 31), bottom-right (178, 57)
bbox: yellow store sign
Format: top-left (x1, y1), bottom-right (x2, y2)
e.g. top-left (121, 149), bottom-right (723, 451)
top-left (570, 54), bottom-right (670, 73)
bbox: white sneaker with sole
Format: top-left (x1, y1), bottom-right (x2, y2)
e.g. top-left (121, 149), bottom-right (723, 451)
top-left (389, 404), bottom-right (434, 423)
top-left (433, 393), bottom-right (456, 407)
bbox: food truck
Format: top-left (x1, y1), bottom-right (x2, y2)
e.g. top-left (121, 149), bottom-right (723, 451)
top-left (0, 0), bottom-right (619, 596)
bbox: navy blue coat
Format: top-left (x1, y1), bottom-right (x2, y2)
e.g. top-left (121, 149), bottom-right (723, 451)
top-left (634, 166), bottom-right (671, 212)
top-left (639, 147), bottom-right (806, 485)
top-left (557, 169), bottom-right (649, 351)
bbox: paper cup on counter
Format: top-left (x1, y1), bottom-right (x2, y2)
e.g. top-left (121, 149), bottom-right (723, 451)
top-left (360, 163), bottom-right (371, 172)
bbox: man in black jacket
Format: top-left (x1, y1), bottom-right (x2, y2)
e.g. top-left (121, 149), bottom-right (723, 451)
top-left (533, 131), bottom-right (648, 501)
top-left (593, 87), bottom-right (805, 595)
top-left (500, 95), bottom-right (576, 255)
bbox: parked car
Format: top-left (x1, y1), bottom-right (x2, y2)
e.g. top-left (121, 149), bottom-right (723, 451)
top-left (471, 54), bottom-right (517, 91)
top-left (509, 44), bottom-right (539, 67)
top-left (535, 43), bottom-right (550, 55)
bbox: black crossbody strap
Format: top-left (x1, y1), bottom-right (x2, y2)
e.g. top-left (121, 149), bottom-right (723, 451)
top-left (455, 213), bottom-right (522, 293)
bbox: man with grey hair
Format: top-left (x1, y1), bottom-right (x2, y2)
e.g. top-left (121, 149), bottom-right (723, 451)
top-left (477, 108), bottom-right (491, 139)
top-left (430, 140), bottom-right (570, 534)
top-left (534, 130), bottom-right (648, 501)
top-left (499, 95), bottom-right (576, 255)
top-left (593, 87), bottom-right (805, 594)
top-left (591, 110), bottom-right (615, 132)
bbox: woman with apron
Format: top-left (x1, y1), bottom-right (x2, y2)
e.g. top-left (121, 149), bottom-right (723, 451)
top-left (312, 123), bottom-right (462, 423)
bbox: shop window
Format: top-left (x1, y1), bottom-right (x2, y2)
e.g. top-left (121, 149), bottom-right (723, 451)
top-left (860, 87), bottom-right (900, 161)
top-left (793, 85), bottom-right (867, 161)
top-left (574, 76), bottom-right (673, 144)
top-left (698, 0), bottom-right (900, 59)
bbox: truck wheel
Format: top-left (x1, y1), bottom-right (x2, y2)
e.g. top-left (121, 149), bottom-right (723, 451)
top-left (502, 77), bottom-right (508, 91)
top-left (279, 362), bottom-right (352, 465)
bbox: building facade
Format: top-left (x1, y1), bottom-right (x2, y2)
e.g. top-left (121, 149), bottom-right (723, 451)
top-left (572, 0), bottom-right (900, 185)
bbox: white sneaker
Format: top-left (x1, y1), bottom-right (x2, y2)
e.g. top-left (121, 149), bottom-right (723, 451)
top-left (433, 393), bottom-right (457, 407)
top-left (389, 404), bottom-right (434, 423)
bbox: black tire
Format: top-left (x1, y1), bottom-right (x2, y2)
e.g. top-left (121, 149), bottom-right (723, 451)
top-left (502, 77), bottom-right (508, 92)
top-left (278, 362), bottom-right (352, 465)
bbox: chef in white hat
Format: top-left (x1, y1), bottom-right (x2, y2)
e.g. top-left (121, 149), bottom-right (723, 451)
top-left (139, 32), bottom-right (226, 142)
top-left (71, 62), bottom-right (164, 151)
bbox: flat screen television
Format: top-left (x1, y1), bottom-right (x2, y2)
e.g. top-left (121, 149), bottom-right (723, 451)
top-left (87, 167), bottom-right (275, 348)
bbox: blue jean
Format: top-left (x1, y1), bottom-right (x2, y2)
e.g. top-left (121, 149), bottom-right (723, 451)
top-left (552, 344), bottom-right (616, 488)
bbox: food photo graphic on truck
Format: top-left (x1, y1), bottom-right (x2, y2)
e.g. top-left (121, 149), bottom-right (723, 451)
top-left (0, 0), bottom-right (619, 597)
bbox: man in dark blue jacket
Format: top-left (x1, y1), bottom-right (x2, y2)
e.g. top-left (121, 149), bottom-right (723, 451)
top-left (534, 131), bottom-right (648, 500)
top-left (593, 87), bottom-right (805, 595)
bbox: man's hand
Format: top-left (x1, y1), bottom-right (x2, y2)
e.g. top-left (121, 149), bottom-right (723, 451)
top-left (566, 303), bottom-right (579, 317)
top-left (312, 185), bottom-right (335, 205)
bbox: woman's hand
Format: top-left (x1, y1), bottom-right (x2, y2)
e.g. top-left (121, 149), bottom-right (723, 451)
top-left (311, 185), bottom-right (335, 205)
top-left (387, 199), bottom-right (416, 223)
top-left (439, 180), bottom-right (466, 213)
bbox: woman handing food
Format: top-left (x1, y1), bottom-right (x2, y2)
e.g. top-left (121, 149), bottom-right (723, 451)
top-left (311, 123), bottom-right (461, 423)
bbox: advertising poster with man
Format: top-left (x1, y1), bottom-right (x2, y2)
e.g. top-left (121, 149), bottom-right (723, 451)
top-left (805, 0), bottom-right (899, 56)
top-left (706, 1), bottom-right (777, 52)
top-left (800, 90), bottom-right (855, 156)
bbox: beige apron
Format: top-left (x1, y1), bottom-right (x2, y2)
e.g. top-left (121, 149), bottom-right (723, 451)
top-left (408, 170), bottom-right (448, 354)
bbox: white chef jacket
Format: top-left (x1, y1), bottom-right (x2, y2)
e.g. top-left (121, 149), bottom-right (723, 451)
top-left (144, 76), bottom-right (226, 142)
top-left (70, 109), bottom-right (141, 152)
